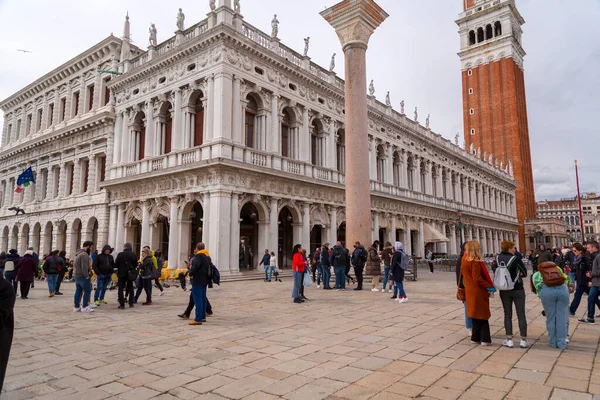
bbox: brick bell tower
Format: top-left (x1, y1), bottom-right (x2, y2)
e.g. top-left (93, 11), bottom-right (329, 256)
top-left (457, 0), bottom-right (536, 250)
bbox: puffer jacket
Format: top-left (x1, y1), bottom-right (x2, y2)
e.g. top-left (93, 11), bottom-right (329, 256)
top-left (382, 245), bottom-right (394, 267)
top-left (140, 255), bottom-right (154, 279)
top-left (93, 245), bottom-right (115, 276)
top-left (16, 254), bottom-right (37, 282)
top-left (366, 245), bottom-right (381, 276)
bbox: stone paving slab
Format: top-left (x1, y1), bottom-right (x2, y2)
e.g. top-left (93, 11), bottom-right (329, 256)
top-left (2, 271), bottom-right (600, 399)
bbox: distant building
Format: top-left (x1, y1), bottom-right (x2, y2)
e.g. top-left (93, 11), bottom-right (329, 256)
top-left (525, 218), bottom-right (570, 250)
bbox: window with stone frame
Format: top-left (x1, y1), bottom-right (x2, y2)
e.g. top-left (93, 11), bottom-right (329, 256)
top-left (72, 91), bottom-right (80, 117)
top-left (376, 144), bottom-right (385, 183)
top-left (281, 110), bottom-right (291, 158)
top-left (48, 103), bottom-right (54, 126)
top-left (36, 109), bottom-right (43, 131)
top-left (86, 84), bottom-right (95, 112)
top-left (245, 96), bottom-right (258, 149)
top-left (25, 114), bottom-right (32, 136)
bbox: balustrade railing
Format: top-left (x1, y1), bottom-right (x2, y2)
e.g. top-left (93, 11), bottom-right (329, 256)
top-left (242, 22), bottom-right (270, 49)
top-left (251, 152), bottom-right (267, 167)
top-left (151, 158), bottom-right (164, 171)
top-left (181, 149), bottom-right (198, 165)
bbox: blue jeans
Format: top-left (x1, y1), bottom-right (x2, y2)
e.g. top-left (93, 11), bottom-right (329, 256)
top-left (264, 265), bottom-right (270, 280)
top-left (540, 285), bottom-right (570, 349)
top-left (464, 302), bottom-right (473, 330)
top-left (393, 281), bottom-right (406, 297)
top-left (588, 285), bottom-right (600, 320)
top-left (569, 272), bottom-right (576, 284)
top-left (322, 265), bottom-right (331, 288)
top-left (134, 276), bottom-right (143, 302)
top-left (316, 265), bottom-right (322, 285)
top-left (94, 274), bottom-right (112, 301)
top-left (46, 274), bottom-right (58, 294)
top-left (269, 266), bottom-right (275, 280)
top-left (292, 270), bottom-right (302, 299)
top-left (382, 266), bottom-right (391, 290)
top-left (334, 266), bottom-right (346, 289)
top-left (74, 276), bottom-right (92, 308)
top-left (191, 284), bottom-right (207, 322)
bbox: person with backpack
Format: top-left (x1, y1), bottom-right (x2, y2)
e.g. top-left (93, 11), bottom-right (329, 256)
top-left (367, 241), bottom-right (382, 291)
top-left (178, 247), bottom-right (217, 320)
top-left (462, 241), bottom-right (495, 346)
top-left (569, 243), bottom-right (599, 317)
top-left (54, 250), bottom-right (68, 295)
top-left (189, 242), bottom-right (211, 325)
top-left (391, 242), bottom-right (409, 302)
top-left (3, 250), bottom-right (19, 297)
top-left (92, 245), bottom-right (115, 306)
top-left (351, 241), bottom-right (368, 291)
top-left (492, 241), bottom-right (528, 349)
top-left (320, 243), bottom-right (332, 290)
top-left (581, 241), bottom-right (600, 324)
top-left (115, 242), bottom-right (138, 309)
top-left (532, 261), bottom-right (570, 349)
top-left (329, 241), bottom-right (348, 290)
top-left (381, 242), bottom-right (394, 292)
top-left (42, 250), bottom-right (61, 298)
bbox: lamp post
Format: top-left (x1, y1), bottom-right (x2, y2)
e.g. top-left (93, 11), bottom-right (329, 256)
top-left (449, 211), bottom-right (474, 244)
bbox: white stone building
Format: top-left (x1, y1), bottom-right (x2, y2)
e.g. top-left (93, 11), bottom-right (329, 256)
top-left (0, 1), bottom-right (519, 274)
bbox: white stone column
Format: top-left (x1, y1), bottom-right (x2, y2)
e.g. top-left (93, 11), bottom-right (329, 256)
top-left (205, 76), bottom-right (215, 143)
top-left (418, 219), bottom-right (425, 258)
top-left (168, 196), bottom-right (180, 268)
top-left (400, 154), bottom-right (408, 189)
top-left (329, 206), bottom-right (338, 244)
top-left (208, 190), bottom-right (233, 274)
top-left (120, 110), bottom-right (130, 163)
top-left (327, 119), bottom-right (336, 169)
top-left (269, 198), bottom-right (278, 255)
top-left (300, 107), bottom-right (310, 163)
top-left (115, 203), bottom-right (125, 253)
top-left (390, 214), bottom-right (397, 243)
top-left (141, 200), bottom-right (151, 247)
top-left (52, 90), bottom-right (60, 127)
top-left (87, 154), bottom-right (97, 193)
top-left (384, 144), bottom-right (393, 185)
top-left (302, 203), bottom-right (310, 249)
top-left (372, 213), bottom-right (379, 243)
top-left (212, 73), bottom-right (233, 145)
top-left (414, 156), bottom-right (422, 193)
top-left (405, 218), bottom-right (413, 255)
top-left (113, 111), bottom-right (123, 165)
top-left (144, 102), bottom-right (154, 157)
top-left (270, 92), bottom-right (280, 153)
top-left (172, 89), bottom-right (183, 151)
top-left (229, 192), bottom-right (241, 274)
top-left (108, 205), bottom-right (117, 250)
top-left (41, 94), bottom-right (49, 130)
top-left (449, 224), bottom-right (457, 255)
top-left (232, 77), bottom-right (243, 145)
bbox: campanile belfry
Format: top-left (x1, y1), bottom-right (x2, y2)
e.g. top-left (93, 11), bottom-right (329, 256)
top-left (457, 0), bottom-right (535, 249)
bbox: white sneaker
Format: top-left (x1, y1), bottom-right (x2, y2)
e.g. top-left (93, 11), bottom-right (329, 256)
top-left (73, 307), bottom-right (81, 313)
top-left (81, 306), bottom-right (95, 313)
top-left (160, 291), bottom-right (165, 296)
top-left (467, 329), bottom-right (472, 337)
top-left (395, 297), bottom-right (400, 302)
top-left (520, 339), bottom-right (528, 348)
top-left (503, 339), bottom-right (514, 348)
top-left (317, 285), bottom-right (320, 289)
top-left (566, 337), bottom-right (570, 344)
top-left (402, 297), bottom-right (408, 303)
top-left (371, 288), bottom-right (379, 292)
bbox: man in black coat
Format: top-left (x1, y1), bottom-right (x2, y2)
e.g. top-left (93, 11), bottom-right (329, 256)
top-left (188, 243), bottom-right (210, 326)
top-left (0, 271), bottom-right (15, 393)
top-left (114, 243), bottom-right (138, 309)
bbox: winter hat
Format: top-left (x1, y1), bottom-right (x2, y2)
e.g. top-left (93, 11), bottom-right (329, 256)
top-left (123, 242), bottom-right (133, 251)
top-left (394, 242), bottom-right (404, 252)
top-left (25, 250), bottom-right (33, 256)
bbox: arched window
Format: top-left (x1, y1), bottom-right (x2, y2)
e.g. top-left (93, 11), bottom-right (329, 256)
top-left (376, 144), bottom-right (385, 183)
top-left (485, 24), bottom-right (493, 40)
top-left (477, 27), bottom-right (484, 43)
top-left (193, 93), bottom-right (204, 147)
top-left (245, 96), bottom-right (258, 148)
top-left (132, 111), bottom-right (146, 161)
top-left (469, 30), bottom-right (476, 46)
top-left (157, 101), bottom-right (173, 155)
top-left (281, 109), bottom-right (291, 158)
top-left (494, 21), bottom-right (502, 36)
top-left (336, 129), bottom-right (345, 174)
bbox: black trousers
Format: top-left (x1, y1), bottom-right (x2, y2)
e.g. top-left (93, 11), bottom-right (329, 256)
top-left (471, 318), bottom-right (491, 343)
top-left (184, 291), bottom-right (212, 315)
top-left (55, 269), bottom-right (67, 293)
top-left (154, 278), bottom-right (163, 292)
top-left (0, 310), bottom-right (14, 393)
top-left (428, 262), bottom-right (434, 273)
top-left (499, 289), bottom-right (527, 337)
top-left (354, 266), bottom-right (364, 289)
top-left (19, 281), bottom-right (31, 298)
top-left (300, 273), bottom-right (305, 297)
top-left (118, 278), bottom-right (134, 306)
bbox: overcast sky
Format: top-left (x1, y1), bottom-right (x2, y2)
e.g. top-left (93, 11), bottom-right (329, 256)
top-left (0, 0), bottom-right (598, 201)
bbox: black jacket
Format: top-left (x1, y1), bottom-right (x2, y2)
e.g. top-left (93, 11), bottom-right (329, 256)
top-left (189, 253), bottom-right (210, 286)
top-left (42, 255), bottom-right (63, 275)
top-left (390, 250), bottom-right (406, 282)
top-left (330, 245), bottom-right (348, 267)
top-left (140, 256), bottom-right (154, 279)
top-left (115, 249), bottom-right (138, 279)
top-left (93, 247), bottom-right (115, 276)
top-left (492, 252), bottom-right (528, 291)
top-left (320, 246), bottom-right (331, 266)
top-left (351, 245), bottom-right (368, 268)
top-left (575, 253), bottom-right (592, 285)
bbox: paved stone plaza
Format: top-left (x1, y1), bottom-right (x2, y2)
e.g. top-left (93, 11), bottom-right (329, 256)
top-left (3, 271), bottom-right (600, 400)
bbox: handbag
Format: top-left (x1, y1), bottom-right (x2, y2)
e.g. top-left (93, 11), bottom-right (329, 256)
top-left (303, 271), bottom-right (313, 287)
top-left (456, 271), bottom-right (466, 302)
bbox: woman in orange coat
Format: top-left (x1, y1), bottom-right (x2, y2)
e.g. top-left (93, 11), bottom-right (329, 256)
top-left (291, 244), bottom-right (305, 304)
top-left (462, 241), bottom-right (496, 345)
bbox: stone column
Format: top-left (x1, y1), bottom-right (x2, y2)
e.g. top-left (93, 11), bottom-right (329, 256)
top-left (121, 110), bottom-right (130, 163)
top-left (207, 190), bottom-right (233, 274)
top-left (372, 213), bottom-right (379, 243)
top-left (112, 111), bottom-right (123, 166)
top-left (270, 92), bottom-right (279, 153)
top-left (269, 198), bottom-right (279, 254)
top-left (301, 203), bottom-right (311, 250)
top-left (329, 206), bottom-right (338, 244)
top-left (205, 76), bottom-right (215, 143)
top-left (115, 203), bottom-right (125, 253)
top-left (58, 163), bottom-right (67, 198)
top-left (52, 91), bottom-right (60, 127)
top-left (140, 200), bottom-right (151, 247)
top-left (384, 144), bottom-right (393, 185)
top-left (322, 0), bottom-right (387, 248)
top-left (405, 218), bottom-right (413, 256)
top-left (369, 136), bottom-right (377, 181)
top-left (71, 158), bottom-right (80, 195)
top-left (231, 77), bottom-right (243, 145)
top-left (167, 196), bottom-right (180, 268)
top-left (212, 73), bottom-right (233, 145)
top-left (390, 214), bottom-right (397, 243)
top-left (108, 205), bottom-right (117, 249)
top-left (418, 219), bottom-right (425, 258)
top-left (229, 192), bottom-right (241, 274)
top-left (300, 107), bottom-right (310, 163)
top-left (449, 224), bottom-right (457, 255)
top-left (144, 101), bottom-right (154, 157)
top-left (171, 89), bottom-right (183, 151)
top-left (414, 156), bottom-right (422, 193)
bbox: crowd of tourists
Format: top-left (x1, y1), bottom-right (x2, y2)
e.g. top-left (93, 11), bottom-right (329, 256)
top-left (457, 239), bottom-right (600, 350)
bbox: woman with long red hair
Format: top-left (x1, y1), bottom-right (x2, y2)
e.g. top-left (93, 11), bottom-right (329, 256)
top-left (461, 241), bottom-right (496, 345)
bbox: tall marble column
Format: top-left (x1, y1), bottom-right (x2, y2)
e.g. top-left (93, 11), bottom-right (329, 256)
top-left (144, 101), bottom-right (154, 157)
top-left (270, 92), bottom-right (279, 153)
top-left (368, 136), bottom-right (377, 181)
top-left (302, 203), bottom-right (311, 250)
top-left (418, 219), bottom-right (425, 258)
top-left (300, 107), bottom-right (310, 163)
top-left (229, 192), bottom-right (241, 274)
top-left (449, 224), bottom-right (457, 255)
top-left (108, 204), bottom-right (118, 249)
top-left (207, 190), bottom-right (233, 274)
top-left (372, 213), bottom-right (379, 243)
top-left (232, 77), bottom-right (243, 145)
top-left (329, 206), bottom-right (338, 244)
top-left (384, 144), bottom-right (393, 185)
top-left (269, 198), bottom-right (279, 254)
top-left (115, 203), bottom-right (125, 253)
top-left (120, 110), bottom-right (130, 163)
top-left (141, 200), bottom-right (151, 247)
top-left (168, 196), bottom-right (180, 268)
top-left (405, 218), bottom-right (413, 256)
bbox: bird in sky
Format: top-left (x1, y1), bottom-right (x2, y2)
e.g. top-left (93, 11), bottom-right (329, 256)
top-left (17, 49), bottom-right (33, 53)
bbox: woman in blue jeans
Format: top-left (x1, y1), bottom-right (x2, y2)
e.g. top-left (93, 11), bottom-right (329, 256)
top-left (532, 262), bottom-right (570, 349)
top-left (291, 244), bottom-right (305, 303)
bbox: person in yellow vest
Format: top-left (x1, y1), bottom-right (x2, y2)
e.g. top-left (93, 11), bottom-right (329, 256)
top-left (134, 246), bottom-right (158, 303)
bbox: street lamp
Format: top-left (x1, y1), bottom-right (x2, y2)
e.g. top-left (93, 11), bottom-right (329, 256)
top-left (449, 211), bottom-right (475, 244)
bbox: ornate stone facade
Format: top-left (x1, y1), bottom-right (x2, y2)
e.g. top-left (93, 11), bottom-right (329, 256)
top-left (0, 1), bottom-right (519, 273)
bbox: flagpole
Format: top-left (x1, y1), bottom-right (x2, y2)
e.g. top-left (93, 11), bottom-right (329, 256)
top-left (575, 160), bottom-right (585, 242)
